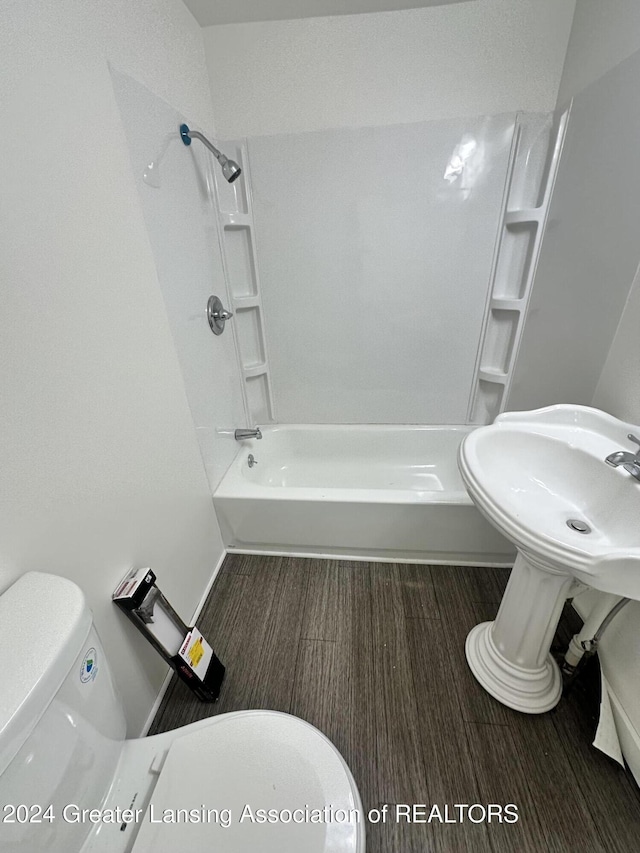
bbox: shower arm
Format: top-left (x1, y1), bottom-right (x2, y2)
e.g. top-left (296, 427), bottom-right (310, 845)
top-left (180, 125), bottom-right (227, 164)
top-left (179, 123), bottom-right (241, 183)
top-left (185, 130), bottom-right (224, 161)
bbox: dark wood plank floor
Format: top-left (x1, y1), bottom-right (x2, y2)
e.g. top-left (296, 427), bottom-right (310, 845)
top-left (150, 556), bottom-right (640, 852)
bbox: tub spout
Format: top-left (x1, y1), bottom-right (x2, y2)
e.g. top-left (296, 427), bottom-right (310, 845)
top-left (235, 427), bottom-right (262, 441)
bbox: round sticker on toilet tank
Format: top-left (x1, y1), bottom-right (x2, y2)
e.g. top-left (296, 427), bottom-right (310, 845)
top-left (80, 647), bottom-right (98, 683)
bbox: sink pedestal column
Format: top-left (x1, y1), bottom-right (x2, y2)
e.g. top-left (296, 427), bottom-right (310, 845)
top-left (466, 551), bottom-right (574, 713)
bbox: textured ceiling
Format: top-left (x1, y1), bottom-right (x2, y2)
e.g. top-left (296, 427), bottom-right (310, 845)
top-left (183, 0), bottom-right (470, 27)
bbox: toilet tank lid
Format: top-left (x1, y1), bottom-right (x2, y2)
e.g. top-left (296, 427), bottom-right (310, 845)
top-left (0, 572), bottom-right (92, 777)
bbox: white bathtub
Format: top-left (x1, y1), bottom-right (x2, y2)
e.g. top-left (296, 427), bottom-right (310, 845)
top-left (213, 425), bottom-right (514, 565)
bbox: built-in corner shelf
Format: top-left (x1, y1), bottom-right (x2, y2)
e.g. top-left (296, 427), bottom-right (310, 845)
top-left (220, 212), bottom-right (251, 228)
top-left (490, 297), bottom-right (524, 312)
top-left (477, 368), bottom-right (509, 385)
top-left (233, 295), bottom-right (260, 311)
top-left (243, 362), bottom-right (269, 379)
top-left (503, 209), bottom-right (543, 227)
top-left (211, 140), bottom-right (275, 425)
top-left (467, 107), bottom-right (571, 425)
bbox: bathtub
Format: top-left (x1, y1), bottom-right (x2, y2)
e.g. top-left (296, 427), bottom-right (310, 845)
top-left (213, 425), bottom-right (514, 565)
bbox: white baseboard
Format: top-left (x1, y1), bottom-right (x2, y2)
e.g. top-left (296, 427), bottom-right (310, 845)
top-left (227, 545), bottom-right (513, 568)
top-left (139, 549), bottom-right (228, 737)
top-left (609, 687), bottom-right (640, 787)
top-left (139, 667), bottom-right (174, 738)
top-left (190, 549), bottom-right (228, 624)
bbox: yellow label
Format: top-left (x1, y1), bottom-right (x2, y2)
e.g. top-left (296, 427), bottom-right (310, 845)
top-left (188, 637), bottom-right (204, 668)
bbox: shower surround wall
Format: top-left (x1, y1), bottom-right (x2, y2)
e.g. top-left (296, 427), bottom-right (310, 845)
top-left (508, 47), bottom-right (640, 412)
top-left (110, 69), bottom-right (246, 493)
top-left (212, 114), bottom-right (554, 562)
top-left (202, 0), bottom-right (575, 426)
top-left (248, 115), bottom-right (517, 424)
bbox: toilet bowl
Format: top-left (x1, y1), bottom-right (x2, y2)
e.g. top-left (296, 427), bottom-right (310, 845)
top-left (0, 572), bottom-right (365, 853)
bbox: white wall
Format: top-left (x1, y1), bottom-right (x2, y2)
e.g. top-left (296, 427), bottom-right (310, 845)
top-left (557, 0), bottom-right (640, 105)
top-left (203, 0), bottom-right (575, 138)
top-left (593, 269), bottom-right (640, 424)
top-left (0, 0), bottom-right (224, 735)
top-left (591, 204), bottom-right (640, 778)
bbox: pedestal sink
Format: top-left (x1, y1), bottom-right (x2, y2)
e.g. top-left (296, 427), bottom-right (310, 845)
top-left (458, 404), bottom-right (640, 714)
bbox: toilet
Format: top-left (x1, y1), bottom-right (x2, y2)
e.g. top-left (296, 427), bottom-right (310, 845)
top-left (0, 572), bottom-right (365, 853)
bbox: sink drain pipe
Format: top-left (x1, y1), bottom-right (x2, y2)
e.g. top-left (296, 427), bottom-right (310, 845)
top-left (562, 594), bottom-right (631, 680)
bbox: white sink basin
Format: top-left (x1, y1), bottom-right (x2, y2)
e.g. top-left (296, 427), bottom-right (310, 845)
top-left (459, 404), bottom-right (640, 600)
top-left (458, 404), bottom-right (640, 714)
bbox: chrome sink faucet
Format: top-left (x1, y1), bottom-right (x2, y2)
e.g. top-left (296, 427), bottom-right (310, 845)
top-left (234, 427), bottom-right (262, 441)
top-left (605, 433), bottom-right (640, 482)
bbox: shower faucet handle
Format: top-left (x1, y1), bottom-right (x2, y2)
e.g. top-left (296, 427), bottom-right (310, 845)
top-left (207, 295), bottom-right (233, 335)
top-left (214, 308), bottom-right (233, 321)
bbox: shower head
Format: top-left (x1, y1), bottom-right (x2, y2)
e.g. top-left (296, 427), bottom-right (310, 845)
top-left (218, 154), bottom-right (242, 184)
top-left (180, 124), bottom-right (242, 183)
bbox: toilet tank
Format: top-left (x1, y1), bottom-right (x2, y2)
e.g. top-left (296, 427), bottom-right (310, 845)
top-left (0, 572), bottom-right (127, 853)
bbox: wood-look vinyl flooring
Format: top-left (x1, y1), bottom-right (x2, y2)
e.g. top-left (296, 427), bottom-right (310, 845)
top-left (150, 555), bottom-right (640, 852)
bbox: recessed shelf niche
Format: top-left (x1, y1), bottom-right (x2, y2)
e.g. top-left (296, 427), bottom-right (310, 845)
top-left (235, 306), bottom-right (265, 368)
top-left (481, 309), bottom-right (519, 375)
top-left (224, 225), bottom-right (257, 298)
top-left (246, 374), bottom-right (272, 424)
top-left (212, 140), bottom-right (275, 424)
top-left (493, 222), bottom-right (538, 301)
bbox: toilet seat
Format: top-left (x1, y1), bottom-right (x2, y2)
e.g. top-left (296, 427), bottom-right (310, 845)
top-left (131, 710), bottom-right (364, 853)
